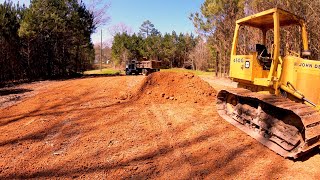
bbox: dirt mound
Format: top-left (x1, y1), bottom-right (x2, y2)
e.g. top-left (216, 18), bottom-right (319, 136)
top-left (135, 72), bottom-right (216, 104)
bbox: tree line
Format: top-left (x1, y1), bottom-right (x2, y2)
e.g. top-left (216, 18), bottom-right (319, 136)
top-left (190, 0), bottom-right (320, 76)
top-left (111, 20), bottom-right (214, 70)
top-left (0, 0), bottom-right (95, 86)
top-left (4, 0), bottom-right (315, 84)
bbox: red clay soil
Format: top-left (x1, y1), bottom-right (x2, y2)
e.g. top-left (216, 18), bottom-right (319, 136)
top-left (135, 72), bottom-right (215, 104)
top-left (0, 72), bottom-right (320, 179)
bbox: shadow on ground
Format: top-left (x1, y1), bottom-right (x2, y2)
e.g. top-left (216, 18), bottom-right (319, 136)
top-left (0, 88), bottom-right (33, 96)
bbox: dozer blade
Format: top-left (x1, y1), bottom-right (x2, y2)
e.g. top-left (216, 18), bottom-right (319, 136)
top-left (217, 88), bottom-right (320, 158)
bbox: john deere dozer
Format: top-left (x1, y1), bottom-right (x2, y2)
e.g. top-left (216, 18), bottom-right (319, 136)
top-left (217, 8), bottom-right (320, 158)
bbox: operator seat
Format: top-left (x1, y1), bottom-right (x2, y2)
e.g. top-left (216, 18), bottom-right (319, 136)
top-left (256, 44), bottom-right (272, 70)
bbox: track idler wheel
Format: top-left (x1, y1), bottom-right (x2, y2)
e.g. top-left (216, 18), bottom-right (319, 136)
top-left (226, 94), bottom-right (238, 115)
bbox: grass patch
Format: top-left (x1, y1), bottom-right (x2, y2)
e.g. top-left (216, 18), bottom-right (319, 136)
top-left (161, 68), bottom-right (214, 76)
top-left (84, 68), bottom-right (215, 76)
top-left (84, 68), bottom-right (123, 75)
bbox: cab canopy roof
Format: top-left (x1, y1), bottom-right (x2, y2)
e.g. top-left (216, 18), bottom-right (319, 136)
top-left (236, 8), bottom-right (304, 30)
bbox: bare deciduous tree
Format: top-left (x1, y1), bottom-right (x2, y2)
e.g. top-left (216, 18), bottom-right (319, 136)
top-left (188, 38), bottom-right (211, 71)
top-left (108, 22), bottom-right (133, 37)
top-left (86, 0), bottom-right (111, 27)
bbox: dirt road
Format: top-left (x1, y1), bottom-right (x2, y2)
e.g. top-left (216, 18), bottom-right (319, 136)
top-left (0, 72), bottom-right (320, 179)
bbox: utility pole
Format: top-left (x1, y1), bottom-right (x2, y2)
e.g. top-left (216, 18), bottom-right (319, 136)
top-left (100, 29), bottom-right (102, 71)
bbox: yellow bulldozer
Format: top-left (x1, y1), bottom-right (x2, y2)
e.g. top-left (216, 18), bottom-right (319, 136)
top-left (217, 8), bottom-right (320, 158)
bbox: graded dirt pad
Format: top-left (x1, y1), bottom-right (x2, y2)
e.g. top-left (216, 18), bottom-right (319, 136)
top-left (0, 72), bottom-right (320, 179)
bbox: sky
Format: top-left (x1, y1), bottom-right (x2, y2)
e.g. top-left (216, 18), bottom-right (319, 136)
top-left (96, 0), bottom-right (203, 45)
top-left (0, 0), bottom-right (28, 5)
top-left (1, 0), bottom-right (203, 45)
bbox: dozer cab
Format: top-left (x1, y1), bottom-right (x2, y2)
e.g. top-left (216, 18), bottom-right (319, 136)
top-left (217, 8), bottom-right (320, 158)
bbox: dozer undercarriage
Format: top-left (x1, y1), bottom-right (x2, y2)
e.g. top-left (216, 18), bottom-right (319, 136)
top-left (217, 88), bottom-right (320, 158)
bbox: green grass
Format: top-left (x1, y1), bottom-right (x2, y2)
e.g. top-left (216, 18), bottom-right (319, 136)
top-left (84, 67), bottom-right (215, 76)
top-left (84, 68), bottom-right (123, 75)
top-left (161, 68), bottom-right (214, 76)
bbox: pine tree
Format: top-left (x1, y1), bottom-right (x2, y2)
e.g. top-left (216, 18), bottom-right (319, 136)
top-left (18, 0), bottom-right (95, 78)
top-left (138, 20), bottom-right (159, 38)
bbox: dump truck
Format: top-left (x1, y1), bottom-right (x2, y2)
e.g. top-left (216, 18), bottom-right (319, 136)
top-left (125, 60), bottom-right (161, 75)
top-left (217, 8), bottom-right (320, 158)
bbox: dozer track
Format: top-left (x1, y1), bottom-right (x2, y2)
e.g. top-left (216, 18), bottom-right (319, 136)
top-left (217, 88), bottom-right (320, 158)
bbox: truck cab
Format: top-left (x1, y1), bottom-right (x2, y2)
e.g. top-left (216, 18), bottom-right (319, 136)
top-left (125, 60), bottom-right (138, 75)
